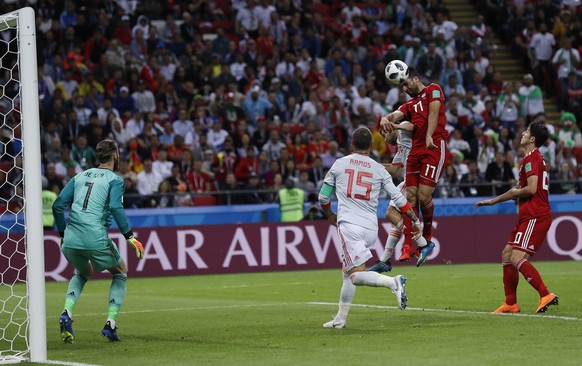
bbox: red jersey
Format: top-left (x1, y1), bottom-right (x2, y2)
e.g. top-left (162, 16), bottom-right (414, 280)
top-left (518, 148), bottom-right (551, 220)
top-left (397, 83), bottom-right (448, 152)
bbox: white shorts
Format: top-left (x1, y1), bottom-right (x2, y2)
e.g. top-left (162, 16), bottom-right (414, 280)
top-left (337, 222), bottom-right (376, 272)
top-left (389, 181), bottom-right (407, 210)
top-left (392, 146), bottom-right (410, 174)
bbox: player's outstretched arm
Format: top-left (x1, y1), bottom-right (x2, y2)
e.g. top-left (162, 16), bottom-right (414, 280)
top-left (474, 182), bottom-right (525, 208)
top-left (318, 183), bottom-right (337, 227)
top-left (380, 111), bottom-right (404, 132)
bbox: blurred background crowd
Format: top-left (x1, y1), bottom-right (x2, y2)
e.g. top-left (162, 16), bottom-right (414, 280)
top-left (0, 0), bottom-right (581, 211)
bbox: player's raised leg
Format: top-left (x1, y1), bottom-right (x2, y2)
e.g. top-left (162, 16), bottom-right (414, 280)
top-left (368, 207), bottom-right (403, 273)
top-left (409, 183), bottom-right (435, 267)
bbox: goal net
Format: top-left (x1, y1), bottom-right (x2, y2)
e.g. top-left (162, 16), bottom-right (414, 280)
top-left (0, 7), bottom-right (45, 364)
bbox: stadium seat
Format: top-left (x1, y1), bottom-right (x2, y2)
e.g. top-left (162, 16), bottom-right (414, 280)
top-left (194, 195), bottom-right (217, 206)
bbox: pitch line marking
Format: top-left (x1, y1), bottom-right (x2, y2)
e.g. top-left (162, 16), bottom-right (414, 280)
top-left (43, 360), bottom-right (100, 366)
top-left (37, 302), bottom-right (580, 322)
top-left (307, 302), bottom-right (581, 321)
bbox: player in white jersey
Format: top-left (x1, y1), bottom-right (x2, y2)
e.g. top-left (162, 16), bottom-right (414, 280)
top-left (318, 127), bottom-right (422, 329)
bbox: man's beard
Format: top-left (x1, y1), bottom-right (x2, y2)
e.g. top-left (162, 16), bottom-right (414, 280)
top-left (406, 85), bottom-right (419, 98)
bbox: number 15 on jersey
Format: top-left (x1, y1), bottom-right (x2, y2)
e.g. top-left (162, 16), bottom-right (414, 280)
top-left (345, 169), bottom-right (372, 201)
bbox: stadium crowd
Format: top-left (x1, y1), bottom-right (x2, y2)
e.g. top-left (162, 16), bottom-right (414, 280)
top-left (0, 0), bottom-right (581, 211)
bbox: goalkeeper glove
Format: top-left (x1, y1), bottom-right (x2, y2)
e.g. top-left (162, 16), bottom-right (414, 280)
top-left (127, 236), bottom-right (144, 259)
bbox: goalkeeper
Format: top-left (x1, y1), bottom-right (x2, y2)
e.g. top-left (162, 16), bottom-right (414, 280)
top-left (53, 139), bottom-right (144, 343)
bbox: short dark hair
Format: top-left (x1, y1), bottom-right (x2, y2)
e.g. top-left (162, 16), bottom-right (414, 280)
top-left (407, 66), bottom-right (420, 80)
top-left (529, 121), bottom-right (549, 147)
top-left (96, 139), bottom-right (118, 163)
top-left (352, 126), bottom-right (372, 150)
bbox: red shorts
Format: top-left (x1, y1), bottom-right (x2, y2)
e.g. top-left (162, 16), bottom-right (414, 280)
top-left (507, 214), bottom-right (552, 256)
top-left (405, 140), bottom-right (447, 188)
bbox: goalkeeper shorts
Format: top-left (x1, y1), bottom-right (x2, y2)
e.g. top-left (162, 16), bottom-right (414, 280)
top-left (62, 239), bottom-right (123, 273)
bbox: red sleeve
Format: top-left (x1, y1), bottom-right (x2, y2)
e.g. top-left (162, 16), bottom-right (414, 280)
top-left (398, 101), bottom-right (411, 118)
top-left (427, 84), bottom-right (445, 104)
top-left (524, 154), bottom-right (542, 179)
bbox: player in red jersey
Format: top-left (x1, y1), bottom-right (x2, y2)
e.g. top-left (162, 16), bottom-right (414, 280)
top-left (475, 121), bottom-right (558, 314)
top-left (381, 67), bottom-right (447, 265)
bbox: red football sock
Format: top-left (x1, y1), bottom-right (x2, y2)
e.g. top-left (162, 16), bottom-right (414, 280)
top-left (502, 262), bottom-right (519, 305)
top-left (421, 198), bottom-right (434, 241)
top-left (516, 259), bottom-right (550, 297)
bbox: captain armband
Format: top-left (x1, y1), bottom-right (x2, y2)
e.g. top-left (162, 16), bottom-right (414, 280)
top-left (318, 184), bottom-right (335, 209)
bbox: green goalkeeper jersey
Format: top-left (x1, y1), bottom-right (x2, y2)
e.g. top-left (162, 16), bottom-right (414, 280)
top-left (53, 168), bottom-right (132, 249)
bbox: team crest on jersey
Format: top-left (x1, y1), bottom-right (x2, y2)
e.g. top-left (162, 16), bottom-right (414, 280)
top-left (421, 93), bottom-right (426, 99)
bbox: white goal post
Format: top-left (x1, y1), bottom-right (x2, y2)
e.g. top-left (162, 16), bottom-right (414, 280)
top-left (0, 6), bottom-right (46, 363)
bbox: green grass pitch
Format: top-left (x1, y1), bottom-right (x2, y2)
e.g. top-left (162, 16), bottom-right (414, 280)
top-left (28, 261), bottom-right (582, 365)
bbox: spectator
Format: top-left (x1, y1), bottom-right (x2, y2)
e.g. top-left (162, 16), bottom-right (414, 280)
top-left (70, 135), bottom-right (97, 170)
top-left (438, 164), bottom-right (461, 198)
top-left (485, 151), bottom-right (516, 195)
top-left (528, 22), bottom-right (556, 95)
top-left (321, 141), bottom-right (344, 169)
top-left (243, 173), bottom-right (265, 204)
top-left (416, 42), bottom-right (444, 82)
top-left (172, 108), bottom-right (194, 138)
top-left (112, 86), bottom-right (135, 117)
top-left (555, 113), bottom-right (581, 149)
top-left (242, 85), bottom-right (272, 129)
top-left (307, 155), bottom-right (324, 187)
top-left (295, 170), bottom-right (316, 200)
top-left (218, 173), bottom-right (245, 205)
top-left (518, 74), bottom-right (544, 124)
top-left (551, 161), bottom-right (578, 195)
top-left (496, 82), bottom-right (520, 132)
top-left (136, 158), bottom-right (163, 197)
top-left (207, 120), bottom-right (230, 151)
top-left (132, 79), bottom-right (156, 113)
top-left (235, 145), bottom-right (260, 183)
top-left (262, 130), bottom-right (287, 161)
top-left (187, 159), bottom-right (213, 193)
top-left (449, 149), bottom-right (469, 181)
top-left (109, 114), bottom-right (134, 147)
top-left (152, 149), bottom-right (173, 180)
top-left (122, 177), bottom-right (141, 209)
top-left (460, 160), bottom-right (484, 197)
top-left (156, 180), bottom-right (176, 208)
top-left (566, 72), bottom-right (582, 116)
top-left (167, 135), bottom-right (191, 164)
top-left (553, 38), bottom-right (580, 111)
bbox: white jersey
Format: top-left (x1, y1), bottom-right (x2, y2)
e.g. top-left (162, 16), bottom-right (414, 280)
top-left (393, 121), bottom-right (413, 176)
top-left (324, 153), bottom-right (408, 230)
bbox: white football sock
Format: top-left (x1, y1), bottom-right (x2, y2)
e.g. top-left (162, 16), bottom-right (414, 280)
top-left (350, 271), bottom-right (396, 290)
top-left (381, 222), bottom-right (403, 262)
top-left (337, 272), bottom-right (356, 320)
top-left (415, 235), bottom-right (428, 247)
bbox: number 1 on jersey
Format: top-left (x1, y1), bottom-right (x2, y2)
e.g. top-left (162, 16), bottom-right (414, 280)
top-left (345, 169), bottom-right (372, 201)
top-left (82, 182), bottom-right (94, 211)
